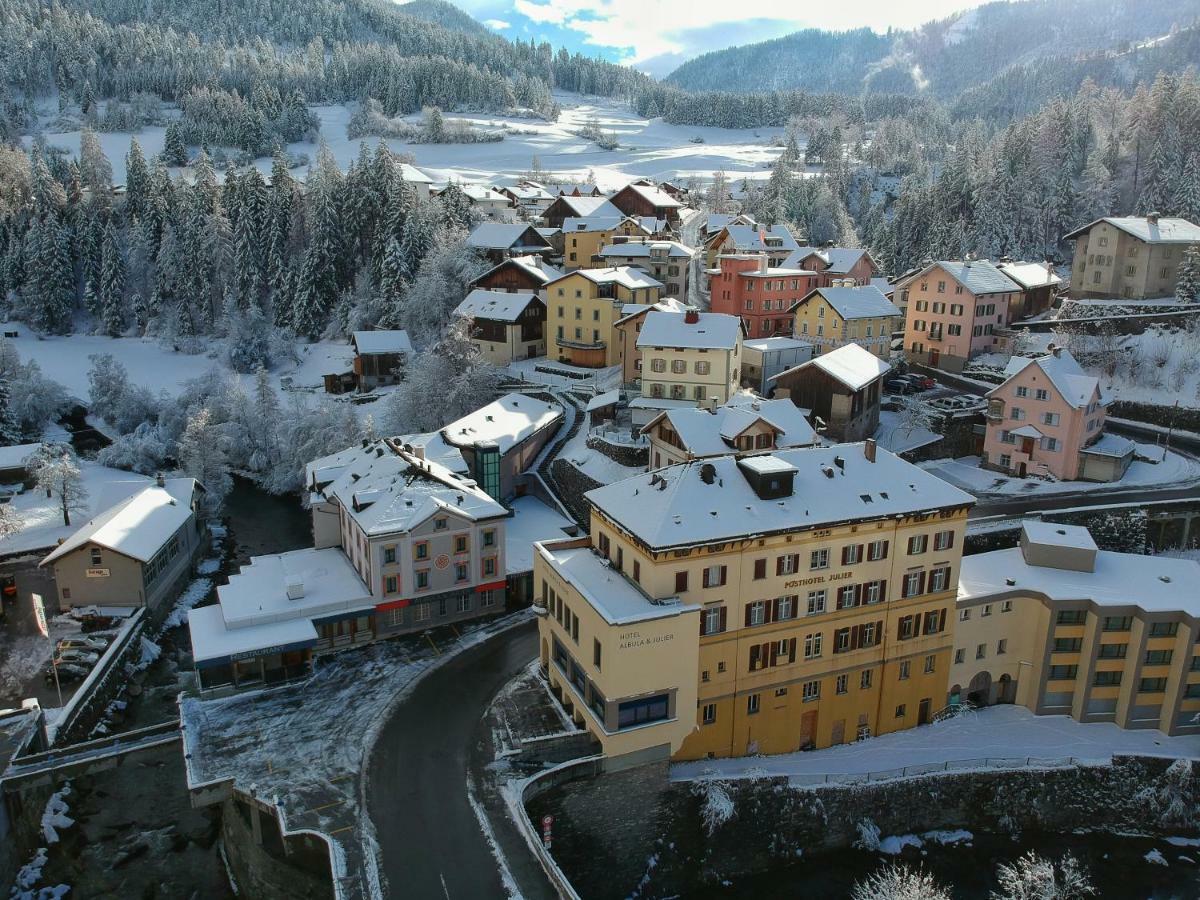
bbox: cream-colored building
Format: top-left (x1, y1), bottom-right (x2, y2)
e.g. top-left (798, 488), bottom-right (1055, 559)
top-left (1065, 215), bottom-right (1200, 300)
top-left (535, 441), bottom-right (975, 765)
top-left (791, 285), bottom-right (900, 358)
top-left (951, 522), bottom-right (1200, 736)
top-left (636, 309), bottom-right (743, 404)
top-left (546, 267), bottom-right (664, 368)
top-left (452, 289), bottom-right (546, 364)
top-left (562, 216), bottom-right (652, 269)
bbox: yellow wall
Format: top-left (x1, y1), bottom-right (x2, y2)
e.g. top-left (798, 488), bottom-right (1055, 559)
top-left (546, 272), bottom-right (662, 367)
top-left (793, 294), bottom-right (895, 359)
top-left (564, 220), bottom-right (645, 269)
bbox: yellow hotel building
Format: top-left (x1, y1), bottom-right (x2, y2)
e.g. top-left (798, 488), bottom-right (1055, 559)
top-left (545, 267), bottom-right (663, 368)
top-left (535, 440), bottom-right (975, 766)
top-left (951, 521), bottom-right (1200, 736)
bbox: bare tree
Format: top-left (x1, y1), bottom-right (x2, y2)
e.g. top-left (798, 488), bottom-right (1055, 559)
top-left (0, 502), bottom-right (20, 540)
top-left (992, 851), bottom-right (1095, 900)
top-left (33, 447), bottom-right (90, 527)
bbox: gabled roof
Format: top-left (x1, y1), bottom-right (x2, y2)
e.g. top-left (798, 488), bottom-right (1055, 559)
top-left (996, 261), bottom-right (1063, 290)
top-left (911, 260), bottom-right (1020, 296)
top-left (561, 215), bottom-right (646, 234)
top-left (399, 163), bottom-right (433, 184)
top-left (502, 183), bottom-right (553, 201)
top-left (722, 224), bottom-right (800, 254)
top-left (1063, 216), bottom-right (1200, 244)
top-left (1008, 424), bottom-right (1044, 439)
top-left (596, 240), bottom-right (694, 260)
top-left (614, 297), bottom-right (688, 326)
top-left (453, 289), bottom-right (544, 323)
top-left (547, 195), bottom-right (622, 218)
top-left (612, 182), bottom-right (683, 209)
top-left (547, 266), bottom-right (663, 291)
top-left (352, 330), bottom-right (412, 355)
top-left (784, 246), bottom-right (874, 275)
top-left (993, 349), bottom-right (1104, 409)
top-left (643, 397), bottom-right (815, 456)
top-left (636, 311), bottom-right (741, 351)
top-left (472, 254), bottom-right (562, 287)
top-left (586, 445), bottom-right (972, 550)
top-left (794, 285), bottom-right (899, 320)
top-left (706, 213), bottom-right (756, 233)
top-left (0, 443), bottom-right (40, 470)
top-left (465, 223), bottom-right (551, 252)
top-left (458, 184), bottom-right (509, 203)
top-left (441, 393), bottom-right (562, 454)
top-left (41, 479), bottom-right (198, 566)
top-left (773, 343), bottom-right (891, 392)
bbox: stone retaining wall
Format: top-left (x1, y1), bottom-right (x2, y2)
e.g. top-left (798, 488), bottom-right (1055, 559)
top-left (549, 459), bottom-right (604, 526)
top-left (220, 796), bottom-right (333, 900)
top-left (584, 434), bottom-right (647, 469)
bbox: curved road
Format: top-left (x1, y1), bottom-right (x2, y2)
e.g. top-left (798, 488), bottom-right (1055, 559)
top-left (367, 620), bottom-right (537, 899)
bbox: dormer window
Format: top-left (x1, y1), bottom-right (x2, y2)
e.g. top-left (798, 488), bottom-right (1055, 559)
top-left (435, 518), bottom-right (448, 531)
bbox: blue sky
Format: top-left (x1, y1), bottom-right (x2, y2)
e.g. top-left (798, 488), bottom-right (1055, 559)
top-left (442, 0), bottom-right (988, 77)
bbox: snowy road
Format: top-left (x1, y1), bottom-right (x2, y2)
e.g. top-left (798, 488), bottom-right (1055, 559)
top-left (365, 620), bottom-right (539, 899)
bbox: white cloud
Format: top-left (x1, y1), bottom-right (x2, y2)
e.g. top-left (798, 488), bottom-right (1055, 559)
top-left (485, 17), bottom-right (511, 29)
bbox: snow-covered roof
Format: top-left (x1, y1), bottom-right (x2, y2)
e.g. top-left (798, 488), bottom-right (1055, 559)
top-left (465, 223), bottom-right (550, 251)
top-left (503, 183), bottom-right (553, 201)
top-left (627, 397), bottom-right (696, 411)
top-left (706, 213), bottom-right (756, 233)
top-left (473, 254), bottom-right (563, 287)
top-left (548, 196), bottom-right (621, 218)
top-left (996, 261), bottom-right (1063, 290)
top-left (352, 330), bottom-right (412, 355)
top-left (458, 184), bottom-right (509, 204)
top-left (615, 297), bottom-right (687, 325)
top-left (551, 266), bottom-right (663, 292)
top-left (453, 289), bottom-right (544, 323)
top-left (561, 215), bottom-right (645, 234)
top-left (797, 286), bottom-right (899, 320)
top-left (742, 337), bottom-right (812, 353)
top-left (586, 444), bottom-right (973, 550)
top-left (0, 442), bottom-right (40, 470)
top-left (441, 393), bottom-right (562, 455)
top-left (784, 246), bottom-right (873, 275)
top-left (324, 443), bottom-right (506, 537)
top-left (637, 310), bottom-right (741, 351)
top-left (959, 546), bottom-right (1200, 615)
top-left (1008, 424), bottom-right (1043, 439)
top-left (41, 479), bottom-right (197, 566)
top-left (536, 540), bottom-right (696, 625)
top-left (595, 240), bottom-right (694, 260)
top-left (870, 277), bottom-right (893, 296)
top-left (644, 397), bottom-right (815, 457)
top-left (773, 343), bottom-right (891, 392)
top-left (188, 604), bottom-right (318, 666)
top-left (1079, 434), bottom-right (1136, 458)
top-left (926, 260), bottom-right (1019, 296)
top-left (1022, 521), bottom-right (1097, 552)
top-left (306, 435), bottom-right (468, 502)
top-left (614, 183), bottom-right (683, 209)
top-left (722, 224), bottom-right (800, 253)
top-left (995, 349), bottom-right (1102, 409)
top-left (1064, 216), bottom-right (1200, 245)
top-left (505, 496), bottom-right (574, 576)
top-left (585, 390), bottom-right (621, 412)
top-left (399, 163), bottom-right (433, 184)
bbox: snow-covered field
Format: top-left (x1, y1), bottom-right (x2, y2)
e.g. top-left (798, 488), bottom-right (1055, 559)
top-left (671, 705), bottom-right (1200, 785)
top-left (920, 443), bottom-right (1200, 498)
top-left (26, 93), bottom-right (786, 187)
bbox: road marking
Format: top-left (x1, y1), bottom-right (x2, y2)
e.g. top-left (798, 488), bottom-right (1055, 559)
top-left (425, 634), bottom-right (441, 656)
top-left (310, 800), bottom-right (343, 812)
top-left (440, 873), bottom-right (451, 899)
top-left (328, 824), bottom-right (354, 835)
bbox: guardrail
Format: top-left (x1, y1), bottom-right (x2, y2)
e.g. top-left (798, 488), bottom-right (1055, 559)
top-left (777, 755), bottom-right (1091, 786)
top-left (2, 719), bottom-right (181, 787)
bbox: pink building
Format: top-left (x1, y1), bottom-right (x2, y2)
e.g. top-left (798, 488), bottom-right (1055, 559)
top-left (982, 347), bottom-right (1131, 482)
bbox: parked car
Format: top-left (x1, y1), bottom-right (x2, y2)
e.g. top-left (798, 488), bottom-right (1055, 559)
top-left (57, 636), bottom-right (110, 653)
top-left (55, 649), bottom-right (99, 667)
top-left (44, 663), bottom-right (88, 685)
top-left (899, 373), bottom-right (936, 390)
top-left (884, 378), bottom-right (915, 394)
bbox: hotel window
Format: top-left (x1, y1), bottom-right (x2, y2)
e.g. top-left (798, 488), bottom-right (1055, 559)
top-left (1048, 665), bottom-right (1077, 680)
top-left (651, 358), bottom-right (666, 372)
top-left (702, 606), bottom-right (726, 635)
top-left (898, 660), bottom-right (910, 680)
top-left (1093, 671), bottom-right (1122, 686)
top-left (954, 648), bottom-right (965, 664)
top-left (701, 670), bottom-right (710, 682)
top-left (776, 595), bottom-right (795, 620)
top-left (860, 669), bottom-right (873, 689)
top-left (834, 628), bottom-right (850, 652)
top-left (746, 600), bottom-right (767, 627)
top-left (976, 643), bottom-right (986, 660)
top-left (1054, 637), bottom-right (1082, 652)
top-left (1145, 649), bottom-right (1174, 665)
top-left (901, 571), bottom-right (924, 598)
top-left (455, 563), bottom-right (469, 583)
top-left (924, 610), bottom-right (943, 635)
top-left (618, 694), bottom-right (669, 729)
top-left (837, 584), bottom-right (859, 610)
top-left (895, 704), bottom-right (906, 718)
top-left (928, 566), bottom-right (951, 592)
top-left (414, 542), bottom-right (429, 560)
top-left (836, 674), bottom-right (848, 695)
top-left (416, 570), bottom-right (430, 590)
top-left (1098, 643), bottom-right (1127, 659)
top-left (483, 556), bottom-right (497, 577)
top-left (675, 571), bottom-right (688, 592)
top-left (384, 575), bottom-right (398, 595)
top-left (455, 535), bottom-right (469, 554)
top-left (806, 590), bottom-right (826, 616)
top-left (384, 546), bottom-right (396, 564)
top-left (924, 654), bottom-right (936, 673)
top-left (481, 590), bottom-right (496, 608)
top-left (959, 609), bottom-right (971, 622)
top-left (456, 595), bottom-right (472, 613)
top-left (703, 565), bottom-right (727, 588)
top-left (695, 361), bottom-right (710, 375)
top-left (746, 694), bottom-right (760, 715)
top-left (415, 603), bottom-right (432, 622)
top-left (702, 703), bottom-right (717, 724)
top-left (482, 530), bottom-right (496, 548)
top-left (867, 539), bottom-right (889, 561)
top-left (1187, 685), bottom-right (1200, 699)
top-left (802, 680), bottom-right (820, 702)
top-left (804, 633), bottom-right (822, 659)
top-left (907, 535), bottom-right (927, 555)
top-left (810, 549), bottom-right (829, 570)
top-left (1041, 437), bottom-right (1059, 452)
top-left (717, 662), bottom-right (726, 673)
top-left (933, 530), bottom-right (954, 551)
top-left (1102, 616), bottom-right (1132, 632)
top-left (997, 639), bottom-right (1007, 655)
top-left (842, 543), bottom-right (863, 565)
top-left (1057, 610), bottom-right (1086, 625)
top-left (863, 581), bottom-right (883, 605)
top-left (778, 553), bottom-right (800, 575)
top-left (1139, 677), bottom-right (1168, 693)
top-left (671, 359), bottom-right (687, 374)
top-left (1149, 622), bottom-right (1179, 637)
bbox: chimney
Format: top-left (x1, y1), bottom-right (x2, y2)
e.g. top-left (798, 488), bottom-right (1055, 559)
top-left (411, 444), bottom-right (426, 461)
top-left (1147, 212), bottom-right (1160, 225)
top-left (864, 438), bottom-right (877, 463)
top-left (700, 462), bottom-right (717, 484)
top-left (684, 307), bottom-right (700, 324)
top-left (758, 255), bottom-right (768, 274)
top-left (1052, 346), bottom-right (1062, 357)
top-left (155, 471), bottom-right (165, 488)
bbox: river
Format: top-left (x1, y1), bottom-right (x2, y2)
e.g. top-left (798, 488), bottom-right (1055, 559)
top-left (222, 476), bottom-right (313, 563)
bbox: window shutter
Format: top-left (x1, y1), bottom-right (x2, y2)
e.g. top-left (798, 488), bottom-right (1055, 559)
top-left (897, 617), bottom-right (906, 641)
top-left (946, 532), bottom-right (955, 549)
top-left (938, 607), bottom-right (947, 633)
top-left (875, 620), bottom-right (883, 646)
top-left (754, 558), bottom-right (766, 580)
top-left (676, 571), bottom-right (687, 593)
top-left (718, 607), bottom-right (727, 633)
top-left (841, 546), bottom-right (850, 565)
top-left (918, 571), bottom-right (927, 595)
top-left (699, 614), bottom-right (707, 637)
top-left (702, 568), bottom-right (710, 589)
top-left (720, 565), bottom-right (727, 586)
top-left (769, 598), bottom-right (779, 623)
top-left (769, 642), bottom-right (778, 667)
top-left (744, 603), bottom-right (754, 628)
top-left (879, 540), bottom-right (889, 560)
top-left (788, 637), bottom-right (796, 663)
top-left (776, 557), bottom-right (784, 576)
top-left (850, 625), bottom-right (860, 651)
top-left (749, 644), bottom-right (760, 670)
top-left (879, 580), bottom-right (887, 603)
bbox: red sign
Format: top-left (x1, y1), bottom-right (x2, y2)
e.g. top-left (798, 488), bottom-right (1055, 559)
top-left (434, 554), bottom-right (451, 570)
top-left (541, 814), bottom-right (553, 850)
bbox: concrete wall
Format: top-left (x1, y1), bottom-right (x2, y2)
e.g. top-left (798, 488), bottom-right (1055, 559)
top-left (220, 796), bottom-right (333, 900)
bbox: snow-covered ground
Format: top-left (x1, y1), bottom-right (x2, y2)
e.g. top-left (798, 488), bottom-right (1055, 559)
top-left (671, 705), bottom-right (1200, 786)
top-left (26, 93), bottom-right (785, 188)
top-left (874, 409), bottom-right (942, 454)
top-left (1, 323), bottom-right (354, 402)
top-left (556, 407), bottom-right (643, 485)
top-left (504, 495), bottom-right (576, 575)
top-left (920, 443), bottom-right (1200, 498)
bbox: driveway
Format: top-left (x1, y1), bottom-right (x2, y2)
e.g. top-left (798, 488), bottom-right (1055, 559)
top-left (366, 619), bottom-right (539, 899)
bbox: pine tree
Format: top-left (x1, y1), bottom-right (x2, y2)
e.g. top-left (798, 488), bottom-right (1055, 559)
top-left (79, 128), bottom-right (112, 197)
top-left (1171, 154), bottom-right (1200, 224)
top-left (1176, 244), bottom-right (1200, 303)
top-left (125, 138), bottom-right (149, 221)
top-left (26, 217), bottom-right (75, 334)
top-left (0, 377), bottom-right (21, 446)
top-left (162, 121), bottom-right (189, 167)
top-left (100, 221), bottom-right (127, 336)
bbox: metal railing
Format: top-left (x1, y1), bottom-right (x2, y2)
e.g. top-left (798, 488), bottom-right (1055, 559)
top-left (784, 755), bottom-right (1088, 786)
